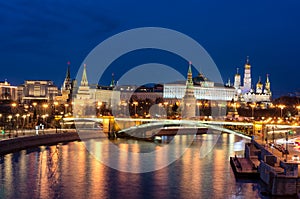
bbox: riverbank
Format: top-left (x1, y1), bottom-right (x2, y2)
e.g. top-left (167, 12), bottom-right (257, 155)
top-left (231, 139), bottom-right (300, 197)
top-left (0, 129), bottom-right (104, 155)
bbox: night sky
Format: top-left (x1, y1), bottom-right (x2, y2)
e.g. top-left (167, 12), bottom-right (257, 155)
top-left (0, 1), bottom-right (300, 98)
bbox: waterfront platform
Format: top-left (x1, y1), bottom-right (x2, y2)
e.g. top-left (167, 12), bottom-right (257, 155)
top-left (231, 139), bottom-right (300, 197)
top-left (230, 156), bottom-right (260, 179)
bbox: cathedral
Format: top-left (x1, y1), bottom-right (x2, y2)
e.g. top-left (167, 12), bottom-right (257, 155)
top-left (233, 57), bottom-right (272, 103)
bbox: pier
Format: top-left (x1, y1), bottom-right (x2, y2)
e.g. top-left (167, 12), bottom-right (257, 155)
top-left (231, 139), bottom-right (300, 197)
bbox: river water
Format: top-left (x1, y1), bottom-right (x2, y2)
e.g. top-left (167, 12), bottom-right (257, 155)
top-left (0, 133), bottom-right (266, 199)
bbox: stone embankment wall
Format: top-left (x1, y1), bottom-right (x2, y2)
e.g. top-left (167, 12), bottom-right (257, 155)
top-left (0, 131), bottom-right (102, 155)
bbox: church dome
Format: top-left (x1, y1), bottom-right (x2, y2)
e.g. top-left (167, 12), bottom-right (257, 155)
top-left (245, 56), bottom-right (251, 69)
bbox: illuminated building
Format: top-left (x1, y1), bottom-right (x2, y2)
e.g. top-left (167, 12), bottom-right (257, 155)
top-left (0, 80), bottom-right (17, 101)
top-left (233, 57), bottom-right (272, 103)
top-left (73, 64), bottom-right (120, 117)
top-left (163, 67), bottom-right (236, 102)
top-left (17, 80), bottom-right (59, 103)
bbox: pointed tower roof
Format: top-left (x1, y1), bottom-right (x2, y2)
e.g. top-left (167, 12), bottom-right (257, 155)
top-left (110, 73), bottom-right (115, 87)
top-left (257, 76), bottom-right (262, 85)
top-left (186, 61), bottom-right (194, 89)
top-left (235, 67), bottom-right (240, 76)
top-left (81, 64), bottom-right (88, 86)
top-left (266, 74), bottom-right (270, 83)
top-left (66, 61), bottom-right (71, 79)
top-left (245, 56), bottom-right (251, 69)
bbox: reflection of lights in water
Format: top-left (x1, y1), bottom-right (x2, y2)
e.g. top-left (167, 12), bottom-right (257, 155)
top-left (0, 134), bottom-right (261, 198)
top-left (38, 145), bottom-right (61, 198)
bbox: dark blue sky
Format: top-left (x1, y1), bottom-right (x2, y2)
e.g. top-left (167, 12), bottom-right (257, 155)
top-left (0, 0), bottom-right (300, 97)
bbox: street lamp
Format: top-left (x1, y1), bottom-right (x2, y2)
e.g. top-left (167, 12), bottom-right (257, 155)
top-left (22, 115), bottom-right (26, 135)
top-left (133, 102), bottom-right (138, 116)
top-left (64, 103), bottom-right (69, 114)
top-left (11, 102), bottom-right (17, 108)
top-left (163, 102), bottom-right (169, 117)
top-left (278, 104), bottom-right (286, 118)
top-left (32, 102), bottom-right (37, 121)
top-left (15, 114), bottom-right (19, 137)
top-left (8, 115), bottom-right (12, 138)
top-left (196, 102), bottom-right (202, 117)
top-left (42, 103), bottom-right (49, 114)
top-left (296, 105), bottom-right (300, 116)
top-left (249, 103), bottom-right (256, 119)
top-left (54, 101), bottom-right (59, 114)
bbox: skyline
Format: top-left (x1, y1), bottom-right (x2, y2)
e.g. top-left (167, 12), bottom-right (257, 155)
top-left (1, 1), bottom-right (300, 98)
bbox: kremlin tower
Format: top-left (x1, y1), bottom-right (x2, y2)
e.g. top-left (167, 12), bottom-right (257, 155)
top-left (61, 61), bottom-right (73, 102)
top-left (182, 62), bottom-right (196, 118)
top-left (73, 64), bottom-right (92, 117)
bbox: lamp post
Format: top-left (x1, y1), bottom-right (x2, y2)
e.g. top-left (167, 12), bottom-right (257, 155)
top-left (297, 105), bottom-right (300, 115)
top-left (32, 102), bottom-right (37, 121)
top-left (278, 104), bottom-right (286, 118)
top-left (133, 101), bottom-right (138, 116)
top-left (15, 113), bottom-right (19, 137)
top-left (8, 115), bottom-right (12, 138)
top-left (54, 101), bottom-right (58, 115)
top-left (42, 103), bottom-right (49, 115)
top-left (64, 103), bottom-right (69, 115)
top-left (22, 115), bottom-right (26, 135)
top-left (163, 102), bottom-right (169, 117)
top-left (250, 103), bottom-right (256, 119)
top-left (0, 113), bottom-right (2, 129)
top-left (285, 131), bottom-right (289, 161)
top-left (196, 102), bottom-right (201, 117)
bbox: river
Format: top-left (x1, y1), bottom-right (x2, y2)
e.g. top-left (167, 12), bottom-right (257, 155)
top-left (0, 133), bottom-right (266, 199)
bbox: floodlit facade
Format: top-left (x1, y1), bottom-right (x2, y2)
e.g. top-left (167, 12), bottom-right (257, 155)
top-left (17, 80), bottom-right (59, 103)
top-left (0, 80), bottom-right (17, 101)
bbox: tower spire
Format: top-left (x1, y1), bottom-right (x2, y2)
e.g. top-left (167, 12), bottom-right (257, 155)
top-left (81, 64), bottom-right (88, 86)
top-left (256, 76), bottom-right (263, 94)
top-left (62, 61), bottom-right (72, 91)
top-left (182, 61), bottom-right (196, 118)
top-left (264, 74), bottom-right (271, 94)
top-left (186, 61), bottom-right (193, 89)
top-left (66, 61), bottom-right (71, 79)
top-left (110, 73), bottom-right (115, 87)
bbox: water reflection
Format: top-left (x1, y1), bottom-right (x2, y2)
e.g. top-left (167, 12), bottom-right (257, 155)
top-left (0, 134), bottom-right (264, 199)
